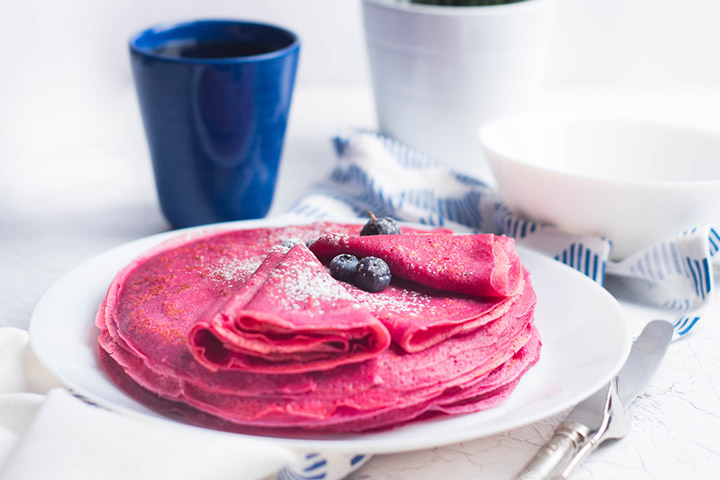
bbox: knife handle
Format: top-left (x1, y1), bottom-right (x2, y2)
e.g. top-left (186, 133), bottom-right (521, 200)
top-left (514, 422), bottom-right (591, 480)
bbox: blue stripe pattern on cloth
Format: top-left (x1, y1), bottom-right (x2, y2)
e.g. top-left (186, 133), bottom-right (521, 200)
top-left (674, 316), bottom-right (700, 337)
top-left (277, 452), bottom-right (369, 480)
top-left (288, 130), bottom-right (718, 340)
top-left (606, 225), bottom-right (718, 338)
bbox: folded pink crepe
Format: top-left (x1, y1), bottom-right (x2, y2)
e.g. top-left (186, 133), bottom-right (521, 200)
top-left (187, 240), bottom-right (391, 373)
top-left (96, 221), bottom-right (541, 434)
top-left (344, 279), bottom-right (519, 353)
top-left (308, 231), bottom-right (525, 352)
top-left (308, 232), bottom-right (523, 298)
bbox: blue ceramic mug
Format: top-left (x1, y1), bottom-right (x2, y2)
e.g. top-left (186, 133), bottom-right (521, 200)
top-left (129, 20), bottom-right (300, 228)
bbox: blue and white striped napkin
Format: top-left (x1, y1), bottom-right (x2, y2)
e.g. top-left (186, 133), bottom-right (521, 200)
top-left (277, 453), bottom-right (369, 480)
top-left (278, 129), bottom-right (718, 480)
top-left (289, 129), bottom-right (718, 338)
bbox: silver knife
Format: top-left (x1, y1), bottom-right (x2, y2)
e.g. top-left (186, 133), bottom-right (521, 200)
top-left (515, 319), bottom-right (674, 480)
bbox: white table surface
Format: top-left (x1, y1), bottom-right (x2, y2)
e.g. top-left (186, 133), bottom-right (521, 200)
top-left (1, 83), bottom-right (719, 479)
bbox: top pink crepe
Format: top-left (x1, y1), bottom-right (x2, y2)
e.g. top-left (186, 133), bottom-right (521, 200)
top-left (308, 232), bottom-right (524, 298)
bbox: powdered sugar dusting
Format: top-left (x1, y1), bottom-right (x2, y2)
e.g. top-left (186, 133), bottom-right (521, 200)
top-left (315, 232), bottom-right (350, 249)
top-left (348, 283), bottom-right (432, 317)
top-left (210, 255), bottom-right (264, 283)
top-left (268, 237), bottom-right (304, 254)
top-left (269, 254), bottom-right (357, 315)
top-left (266, 224), bottom-right (355, 246)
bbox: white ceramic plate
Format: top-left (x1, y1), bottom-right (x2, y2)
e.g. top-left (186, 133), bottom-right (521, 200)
top-left (29, 217), bottom-right (631, 454)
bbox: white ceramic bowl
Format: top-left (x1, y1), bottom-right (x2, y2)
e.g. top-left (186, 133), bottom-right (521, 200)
top-left (479, 114), bottom-right (720, 260)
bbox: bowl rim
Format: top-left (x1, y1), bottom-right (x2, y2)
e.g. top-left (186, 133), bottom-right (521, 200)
top-left (478, 113), bottom-right (720, 188)
top-left (362, 0), bottom-right (555, 17)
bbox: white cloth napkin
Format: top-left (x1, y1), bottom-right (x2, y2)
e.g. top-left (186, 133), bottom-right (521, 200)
top-left (290, 129), bottom-right (719, 338)
top-left (0, 328), bottom-right (300, 480)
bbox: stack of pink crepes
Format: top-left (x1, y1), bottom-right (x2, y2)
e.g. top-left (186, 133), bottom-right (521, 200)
top-left (96, 222), bottom-right (540, 434)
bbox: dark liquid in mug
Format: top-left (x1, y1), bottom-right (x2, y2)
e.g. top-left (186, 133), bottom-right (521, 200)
top-left (153, 40), bottom-right (280, 59)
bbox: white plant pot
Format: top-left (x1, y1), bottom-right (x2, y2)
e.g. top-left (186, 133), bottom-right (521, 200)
top-left (362, 0), bottom-right (556, 181)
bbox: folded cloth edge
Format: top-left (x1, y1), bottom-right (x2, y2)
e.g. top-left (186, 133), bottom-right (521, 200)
top-left (0, 328), bottom-right (299, 480)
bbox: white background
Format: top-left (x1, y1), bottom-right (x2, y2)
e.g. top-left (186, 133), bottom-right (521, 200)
top-left (2, 0), bottom-right (719, 179)
top-left (2, 0), bottom-right (719, 194)
top-left (1, 0), bottom-right (720, 100)
top-left (3, 0), bottom-right (719, 191)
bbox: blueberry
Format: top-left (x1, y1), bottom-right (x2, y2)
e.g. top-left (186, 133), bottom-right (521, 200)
top-left (329, 254), bottom-right (360, 283)
top-left (354, 256), bottom-right (392, 292)
top-left (360, 213), bottom-right (401, 236)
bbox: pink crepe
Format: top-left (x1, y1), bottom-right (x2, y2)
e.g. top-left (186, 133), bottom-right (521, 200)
top-left (308, 232), bottom-right (525, 352)
top-left (96, 221), bottom-right (541, 433)
top-left (98, 327), bottom-right (540, 434)
top-left (340, 279), bottom-right (518, 353)
top-left (187, 240), bottom-right (391, 373)
top-left (308, 232), bottom-right (523, 298)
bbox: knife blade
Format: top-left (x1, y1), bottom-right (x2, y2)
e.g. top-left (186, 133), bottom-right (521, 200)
top-left (514, 319), bottom-right (673, 480)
